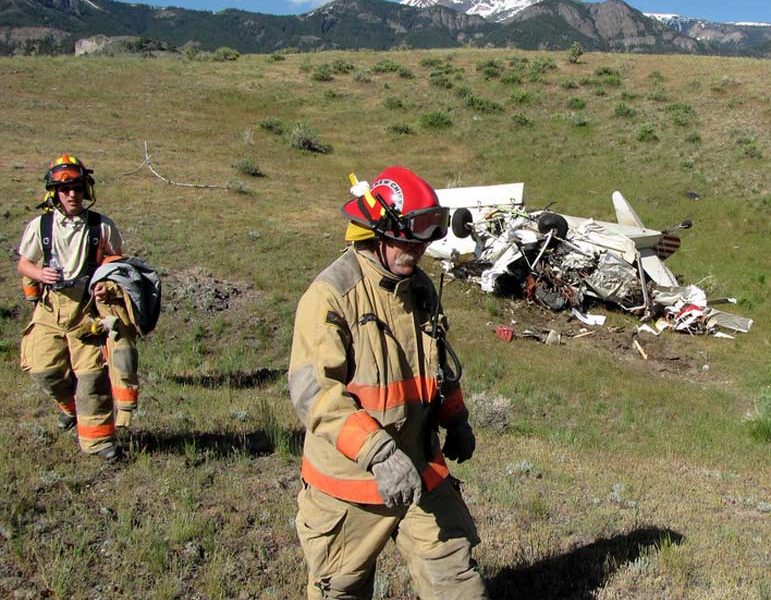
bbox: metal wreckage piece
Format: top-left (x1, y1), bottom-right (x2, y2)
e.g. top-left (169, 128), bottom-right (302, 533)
top-left (426, 183), bottom-right (753, 337)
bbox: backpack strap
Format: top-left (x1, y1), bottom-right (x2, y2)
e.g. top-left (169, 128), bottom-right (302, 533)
top-left (39, 210), bottom-right (102, 280)
top-left (40, 212), bottom-right (54, 267)
top-left (85, 210), bottom-right (102, 274)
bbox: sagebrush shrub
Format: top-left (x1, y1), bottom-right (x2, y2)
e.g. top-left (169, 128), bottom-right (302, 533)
top-left (511, 89), bottom-right (536, 105)
top-left (353, 69), bottom-right (372, 83)
top-left (420, 57), bottom-right (444, 68)
top-left (419, 111), bottom-right (452, 129)
top-left (383, 96), bottom-right (403, 110)
top-left (386, 123), bottom-right (413, 135)
top-left (465, 94), bottom-right (504, 113)
top-left (212, 47), bottom-right (239, 62)
top-left (511, 113), bottom-right (532, 127)
top-left (615, 102), bottom-right (636, 118)
top-left (746, 390), bottom-right (771, 442)
top-left (501, 72), bottom-right (523, 85)
top-left (331, 59), bottom-right (355, 74)
top-left (233, 157), bottom-right (264, 177)
top-left (372, 59), bottom-right (401, 73)
top-left (288, 123), bottom-right (331, 154)
top-left (259, 117), bottom-right (285, 135)
top-left (637, 123), bottom-right (658, 142)
top-left (311, 65), bottom-right (333, 82)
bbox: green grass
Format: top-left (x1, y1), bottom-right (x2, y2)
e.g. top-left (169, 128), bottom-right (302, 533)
top-left (0, 49), bottom-right (769, 599)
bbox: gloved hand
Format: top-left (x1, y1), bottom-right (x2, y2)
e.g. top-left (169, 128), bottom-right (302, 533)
top-left (442, 421), bottom-right (476, 463)
top-left (370, 441), bottom-right (423, 508)
top-left (115, 409), bottom-right (133, 429)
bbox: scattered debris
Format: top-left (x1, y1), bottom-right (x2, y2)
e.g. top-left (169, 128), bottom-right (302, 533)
top-left (495, 325), bottom-right (515, 342)
top-left (428, 182), bottom-right (752, 338)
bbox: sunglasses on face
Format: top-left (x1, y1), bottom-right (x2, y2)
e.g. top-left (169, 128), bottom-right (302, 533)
top-left (59, 184), bottom-right (85, 194)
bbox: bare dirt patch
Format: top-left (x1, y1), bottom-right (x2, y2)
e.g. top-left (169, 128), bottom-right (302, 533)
top-left (495, 299), bottom-right (711, 382)
top-left (164, 266), bottom-right (259, 313)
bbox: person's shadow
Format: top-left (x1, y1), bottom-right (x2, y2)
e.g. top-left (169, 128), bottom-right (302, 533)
top-left (485, 526), bottom-right (683, 599)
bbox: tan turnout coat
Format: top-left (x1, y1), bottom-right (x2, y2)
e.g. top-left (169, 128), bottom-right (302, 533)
top-left (289, 247), bottom-right (468, 505)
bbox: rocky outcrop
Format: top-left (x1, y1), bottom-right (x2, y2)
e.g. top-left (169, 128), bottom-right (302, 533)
top-left (74, 33), bottom-right (110, 55)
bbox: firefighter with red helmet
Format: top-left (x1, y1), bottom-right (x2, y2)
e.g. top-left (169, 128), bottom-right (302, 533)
top-left (289, 166), bottom-right (488, 599)
top-left (17, 155), bottom-right (125, 459)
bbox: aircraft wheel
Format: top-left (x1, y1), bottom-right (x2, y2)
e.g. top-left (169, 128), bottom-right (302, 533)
top-left (537, 212), bottom-right (569, 240)
top-left (451, 208), bottom-right (473, 238)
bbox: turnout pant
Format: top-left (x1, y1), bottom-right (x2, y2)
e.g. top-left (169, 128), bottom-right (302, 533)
top-left (296, 478), bottom-right (489, 600)
top-left (95, 281), bottom-right (139, 427)
top-left (20, 287), bottom-right (115, 454)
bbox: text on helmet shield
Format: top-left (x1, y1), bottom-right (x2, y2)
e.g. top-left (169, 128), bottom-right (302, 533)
top-left (372, 179), bottom-right (404, 212)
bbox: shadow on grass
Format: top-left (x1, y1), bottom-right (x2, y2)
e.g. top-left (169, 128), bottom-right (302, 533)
top-left (122, 427), bottom-right (304, 458)
top-left (169, 368), bottom-right (285, 389)
top-left (486, 526), bottom-right (684, 600)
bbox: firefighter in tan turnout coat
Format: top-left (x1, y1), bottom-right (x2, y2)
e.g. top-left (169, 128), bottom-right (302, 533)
top-left (17, 155), bottom-right (125, 459)
top-left (289, 166), bottom-right (488, 599)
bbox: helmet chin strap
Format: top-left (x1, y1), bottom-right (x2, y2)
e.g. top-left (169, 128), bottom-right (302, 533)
top-left (375, 238), bottom-right (394, 275)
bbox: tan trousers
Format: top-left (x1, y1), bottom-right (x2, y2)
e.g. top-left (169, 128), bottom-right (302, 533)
top-left (20, 287), bottom-right (115, 454)
top-left (95, 281), bottom-right (139, 426)
top-left (296, 479), bottom-right (489, 600)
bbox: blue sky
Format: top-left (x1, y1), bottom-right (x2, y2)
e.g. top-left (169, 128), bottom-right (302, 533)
top-left (137, 1), bottom-right (771, 24)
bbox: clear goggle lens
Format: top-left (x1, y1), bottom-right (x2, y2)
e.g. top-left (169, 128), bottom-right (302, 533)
top-left (405, 207), bottom-right (449, 242)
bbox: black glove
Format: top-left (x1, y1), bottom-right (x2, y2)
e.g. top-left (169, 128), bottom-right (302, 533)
top-left (442, 421), bottom-right (476, 463)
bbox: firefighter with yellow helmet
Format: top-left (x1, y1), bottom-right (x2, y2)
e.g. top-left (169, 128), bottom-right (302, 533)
top-left (17, 155), bottom-right (126, 459)
top-left (288, 166), bottom-right (488, 599)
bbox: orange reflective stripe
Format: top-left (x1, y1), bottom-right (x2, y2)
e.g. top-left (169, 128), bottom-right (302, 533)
top-left (112, 386), bottom-right (139, 402)
top-left (302, 456), bottom-right (383, 504)
top-left (57, 400), bottom-right (76, 414)
top-left (101, 254), bottom-right (123, 265)
top-left (23, 283), bottom-right (40, 298)
top-left (336, 411), bottom-right (381, 460)
top-left (423, 454), bottom-right (449, 490)
top-left (301, 454), bottom-right (448, 505)
top-left (437, 386), bottom-right (465, 424)
top-left (347, 376), bottom-right (439, 411)
top-left (77, 422), bottom-right (115, 439)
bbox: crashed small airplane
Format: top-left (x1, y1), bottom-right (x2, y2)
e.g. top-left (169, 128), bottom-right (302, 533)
top-left (427, 182), bottom-right (752, 337)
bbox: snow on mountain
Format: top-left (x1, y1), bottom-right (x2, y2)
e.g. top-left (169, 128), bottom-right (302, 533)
top-left (400, 0), bottom-right (541, 23)
top-left (730, 22), bottom-right (771, 27)
top-left (648, 13), bottom-right (771, 30)
top-left (646, 13), bottom-right (697, 29)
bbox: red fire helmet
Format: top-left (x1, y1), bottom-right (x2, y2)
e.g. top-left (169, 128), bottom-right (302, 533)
top-left (341, 166), bottom-right (449, 243)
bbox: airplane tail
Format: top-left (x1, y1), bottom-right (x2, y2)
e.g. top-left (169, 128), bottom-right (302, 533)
top-left (612, 191), bottom-right (680, 287)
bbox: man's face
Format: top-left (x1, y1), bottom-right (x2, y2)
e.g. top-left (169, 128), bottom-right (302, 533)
top-left (382, 239), bottom-right (428, 276)
top-left (57, 184), bottom-right (85, 216)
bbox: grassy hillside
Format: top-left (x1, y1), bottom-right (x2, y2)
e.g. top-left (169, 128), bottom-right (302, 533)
top-left (0, 49), bottom-right (769, 599)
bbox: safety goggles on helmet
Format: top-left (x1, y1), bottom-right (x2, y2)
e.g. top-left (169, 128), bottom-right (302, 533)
top-left (45, 155), bottom-right (92, 189)
top-left (341, 166), bottom-right (448, 244)
top-left (393, 205), bottom-right (449, 242)
top-left (41, 154), bottom-right (97, 209)
top-left (48, 164), bottom-right (86, 185)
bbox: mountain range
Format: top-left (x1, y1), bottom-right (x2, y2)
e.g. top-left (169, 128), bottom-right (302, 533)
top-left (0, 0), bottom-right (769, 57)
